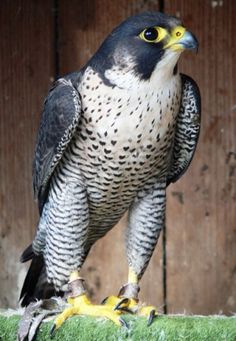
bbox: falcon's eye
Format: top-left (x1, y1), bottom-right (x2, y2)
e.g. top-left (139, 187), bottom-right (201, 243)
top-left (143, 27), bottom-right (159, 42)
top-left (139, 26), bottom-right (167, 43)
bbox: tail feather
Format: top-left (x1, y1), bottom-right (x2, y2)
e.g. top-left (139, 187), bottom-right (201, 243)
top-left (20, 245), bottom-right (57, 306)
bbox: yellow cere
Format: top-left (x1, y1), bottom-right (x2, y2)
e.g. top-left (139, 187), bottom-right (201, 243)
top-left (164, 25), bottom-right (186, 51)
top-left (172, 26), bottom-right (186, 39)
top-left (139, 25), bottom-right (187, 52)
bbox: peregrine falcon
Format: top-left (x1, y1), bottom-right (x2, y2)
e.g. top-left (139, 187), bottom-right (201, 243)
top-left (20, 11), bottom-right (200, 331)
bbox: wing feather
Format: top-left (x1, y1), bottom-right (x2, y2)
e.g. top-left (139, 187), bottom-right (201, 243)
top-left (167, 74), bottom-right (201, 185)
top-left (33, 74), bottom-right (82, 211)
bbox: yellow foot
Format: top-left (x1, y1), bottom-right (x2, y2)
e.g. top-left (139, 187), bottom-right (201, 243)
top-left (102, 295), bottom-right (158, 326)
top-left (51, 294), bottom-right (127, 336)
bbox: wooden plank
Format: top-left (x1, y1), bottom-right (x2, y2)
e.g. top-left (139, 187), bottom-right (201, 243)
top-left (0, 0), bottom-right (54, 308)
top-left (58, 0), bottom-right (165, 310)
top-left (165, 0), bottom-right (236, 314)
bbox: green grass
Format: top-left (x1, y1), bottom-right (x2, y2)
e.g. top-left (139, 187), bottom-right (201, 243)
top-left (0, 314), bottom-right (236, 341)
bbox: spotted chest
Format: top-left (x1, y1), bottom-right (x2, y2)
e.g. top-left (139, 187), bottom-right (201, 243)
top-left (68, 67), bottom-right (181, 204)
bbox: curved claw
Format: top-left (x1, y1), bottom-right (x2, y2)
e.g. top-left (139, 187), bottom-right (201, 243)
top-left (147, 309), bottom-right (157, 327)
top-left (50, 324), bottom-right (56, 338)
top-left (101, 295), bottom-right (134, 314)
top-left (118, 307), bottom-right (134, 313)
top-left (119, 317), bottom-right (129, 329)
top-left (101, 296), bottom-right (109, 305)
top-left (114, 298), bottom-right (130, 311)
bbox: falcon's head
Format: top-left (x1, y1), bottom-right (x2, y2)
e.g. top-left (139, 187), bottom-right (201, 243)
top-left (89, 12), bottom-right (198, 84)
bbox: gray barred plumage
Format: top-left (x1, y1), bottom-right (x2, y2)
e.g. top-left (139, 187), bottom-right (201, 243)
top-left (126, 181), bottom-right (166, 278)
top-left (32, 66), bottom-right (181, 289)
top-left (20, 11), bottom-right (200, 303)
top-left (167, 74), bottom-right (201, 184)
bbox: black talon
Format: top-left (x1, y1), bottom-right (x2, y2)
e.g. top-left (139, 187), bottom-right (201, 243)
top-left (101, 296), bottom-right (108, 305)
top-left (118, 307), bottom-right (134, 314)
top-left (50, 324), bottom-right (56, 338)
top-left (120, 317), bottom-right (129, 329)
top-left (114, 298), bottom-right (129, 311)
top-left (147, 309), bottom-right (156, 327)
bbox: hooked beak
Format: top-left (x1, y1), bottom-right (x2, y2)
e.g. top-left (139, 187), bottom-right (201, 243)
top-left (176, 30), bottom-right (198, 52)
top-left (165, 27), bottom-right (199, 53)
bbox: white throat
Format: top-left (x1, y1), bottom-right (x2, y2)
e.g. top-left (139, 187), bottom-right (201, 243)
top-left (104, 49), bottom-right (181, 91)
top-left (150, 49), bottom-right (181, 85)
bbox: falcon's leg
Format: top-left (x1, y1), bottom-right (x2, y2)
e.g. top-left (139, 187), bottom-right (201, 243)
top-left (102, 181), bottom-right (166, 324)
top-left (43, 176), bottom-right (124, 333)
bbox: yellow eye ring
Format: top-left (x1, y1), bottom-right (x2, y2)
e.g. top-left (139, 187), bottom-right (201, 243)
top-left (139, 26), bottom-right (167, 43)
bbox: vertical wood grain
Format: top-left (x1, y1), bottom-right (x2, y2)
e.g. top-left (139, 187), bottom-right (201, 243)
top-left (58, 0), bottom-right (164, 309)
top-left (58, 0), bottom-right (161, 74)
top-left (0, 0), bottom-right (54, 308)
top-left (165, 0), bottom-right (236, 314)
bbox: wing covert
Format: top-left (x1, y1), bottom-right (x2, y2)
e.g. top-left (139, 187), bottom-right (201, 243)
top-left (167, 74), bottom-right (201, 185)
top-left (33, 75), bottom-right (82, 210)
